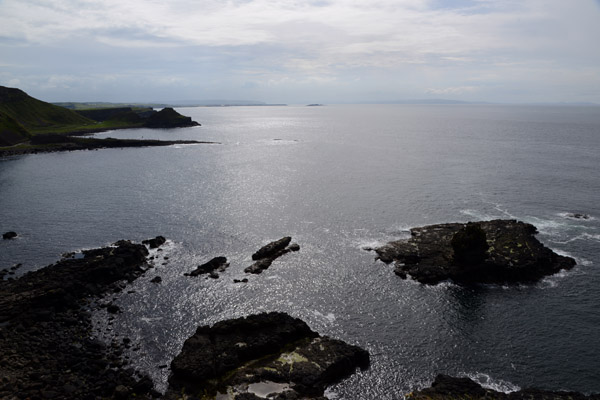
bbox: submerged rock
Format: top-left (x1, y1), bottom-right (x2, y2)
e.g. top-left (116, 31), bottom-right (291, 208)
top-left (166, 312), bottom-right (369, 399)
top-left (245, 237), bottom-right (299, 274)
top-left (407, 374), bottom-right (600, 399)
top-left (375, 219), bottom-right (576, 285)
top-left (565, 213), bottom-right (591, 220)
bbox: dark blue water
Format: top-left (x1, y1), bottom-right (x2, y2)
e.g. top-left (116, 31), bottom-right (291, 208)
top-left (1, 105), bottom-right (599, 398)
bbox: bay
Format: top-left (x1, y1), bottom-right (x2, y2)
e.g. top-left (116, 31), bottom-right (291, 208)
top-left (1, 104), bottom-right (599, 397)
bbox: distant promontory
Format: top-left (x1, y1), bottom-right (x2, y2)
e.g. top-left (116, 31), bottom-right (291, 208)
top-left (0, 86), bottom-right (202, 152)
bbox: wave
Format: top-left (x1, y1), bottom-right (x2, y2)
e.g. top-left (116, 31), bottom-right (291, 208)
top-left (462, 372), bottom-right (520, 393)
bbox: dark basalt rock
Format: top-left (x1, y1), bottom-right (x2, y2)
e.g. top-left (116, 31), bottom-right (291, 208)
top-left (166, 312), bottom-right (369, 399)
top-left (0, 239), bottom-right (160, 399)
top-left (2, 231), bottom-right (17, 240)
top-left (408, 374), bottom-right (600, 399)
top-left (252, 236), bottom-right (292, 260)
top-left (187, 256), bottom-right (229, 277)
top-left (375, 219), bottom-right (576, 285)
top-left (245, 237), bottom-right (299, 274)
top-left (142, 235), bottom-right (166, 249)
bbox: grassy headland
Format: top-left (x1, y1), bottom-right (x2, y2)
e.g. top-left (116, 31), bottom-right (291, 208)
top-left (0, 86), bottom-right (202, 153)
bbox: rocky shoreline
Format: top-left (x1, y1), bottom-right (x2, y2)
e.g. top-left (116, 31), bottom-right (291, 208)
top-left (0, 229), bottom-right (596, 399)
top-left (0, 238), bottom-right (165, 399)
top-left (0, 237), bottom-right (367, 399)
top-left (0, 137), bottom-right (218, 157)
top-left (408, 374), bottom-right (600, 399)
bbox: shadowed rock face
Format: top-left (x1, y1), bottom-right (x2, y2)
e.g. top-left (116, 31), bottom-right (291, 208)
top-left (375, 219), bottom-right (576, 285)
top-left (408, 374), bottom-right (600, 400)
top-left (166, 312), bottom-right (370, 399)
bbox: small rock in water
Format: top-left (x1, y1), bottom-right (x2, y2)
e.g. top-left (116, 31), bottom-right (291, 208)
top-left (245, 237), bottom-right (299, 274)
top-left (150, 276), bottom-right (162, 284)
top-left (565, 212), bottom-right (591, 220)
top-left (2, 231), bottom-right (17, 240)
top-left (188, 256), bottom-right (229, 277)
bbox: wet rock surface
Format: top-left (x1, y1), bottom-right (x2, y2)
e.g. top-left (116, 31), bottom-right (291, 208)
top-left (245, 237), bottom-right (300, 274)
top-left (166, 312), bottom-right (369, 399)
top-left (408, 374), bottom-right (600, 399)
top-left (375, 219), bottom-right (576, 285)
top-left (0, 238), bottom-right (165, 399)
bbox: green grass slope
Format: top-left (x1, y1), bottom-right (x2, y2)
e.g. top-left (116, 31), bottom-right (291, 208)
top-left (0, 86), bottom-right (96, 144)
top-left (0, 113), bottom-right (31, 146)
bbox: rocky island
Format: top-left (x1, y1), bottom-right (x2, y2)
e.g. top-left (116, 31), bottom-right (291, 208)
top-left (375, 219), bottom-right (576, 285)
top-left (166, 312), bottom-right (369, 400)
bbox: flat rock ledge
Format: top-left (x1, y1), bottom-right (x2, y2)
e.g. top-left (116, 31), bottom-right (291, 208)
top-left (375, 219), bottom-right (576, 285)
top-left (245, 237), bottom-right (300, 274)
top-left (408, 374), bottom-right (600, 400)
top-left (0, 237), bottom-right (167, 399)
top-left (165, 312), bottom-right (370, 399)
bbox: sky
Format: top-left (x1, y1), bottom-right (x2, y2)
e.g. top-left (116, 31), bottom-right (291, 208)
top-left (1, 0), bottom-right (600, 104)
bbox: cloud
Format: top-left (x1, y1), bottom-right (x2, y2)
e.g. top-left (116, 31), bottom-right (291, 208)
top-left (1, 0), bottom-right (599, 102)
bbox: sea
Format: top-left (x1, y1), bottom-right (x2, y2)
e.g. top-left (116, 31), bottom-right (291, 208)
top-left (1, 104), bottom-right (599, 398)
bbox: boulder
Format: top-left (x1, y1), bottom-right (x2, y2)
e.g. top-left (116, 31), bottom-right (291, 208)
top-left (375, 220), bottom-right (576, 285)
top-left (166, 312), bottom-right (369, 399)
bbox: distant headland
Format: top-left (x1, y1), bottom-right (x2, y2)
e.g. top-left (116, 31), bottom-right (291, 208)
top-left (0, 86), bottom-right (207, 155)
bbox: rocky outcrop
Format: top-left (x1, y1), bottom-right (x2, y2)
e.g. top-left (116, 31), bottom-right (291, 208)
top-left (375, 219), bottom-right (576, 285)
top-left (245, 237), bottom-right (300, 274)
top-left (407, 374), bottom-right (600, 399)
top-left (166, 312), bottom-right (369, 399)
top-left (186, 256), bottom-right (229, 278)
top-left (144, 107), bottom-right (200, 128)
top-left (0, 238), bottom-right (166, 399)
